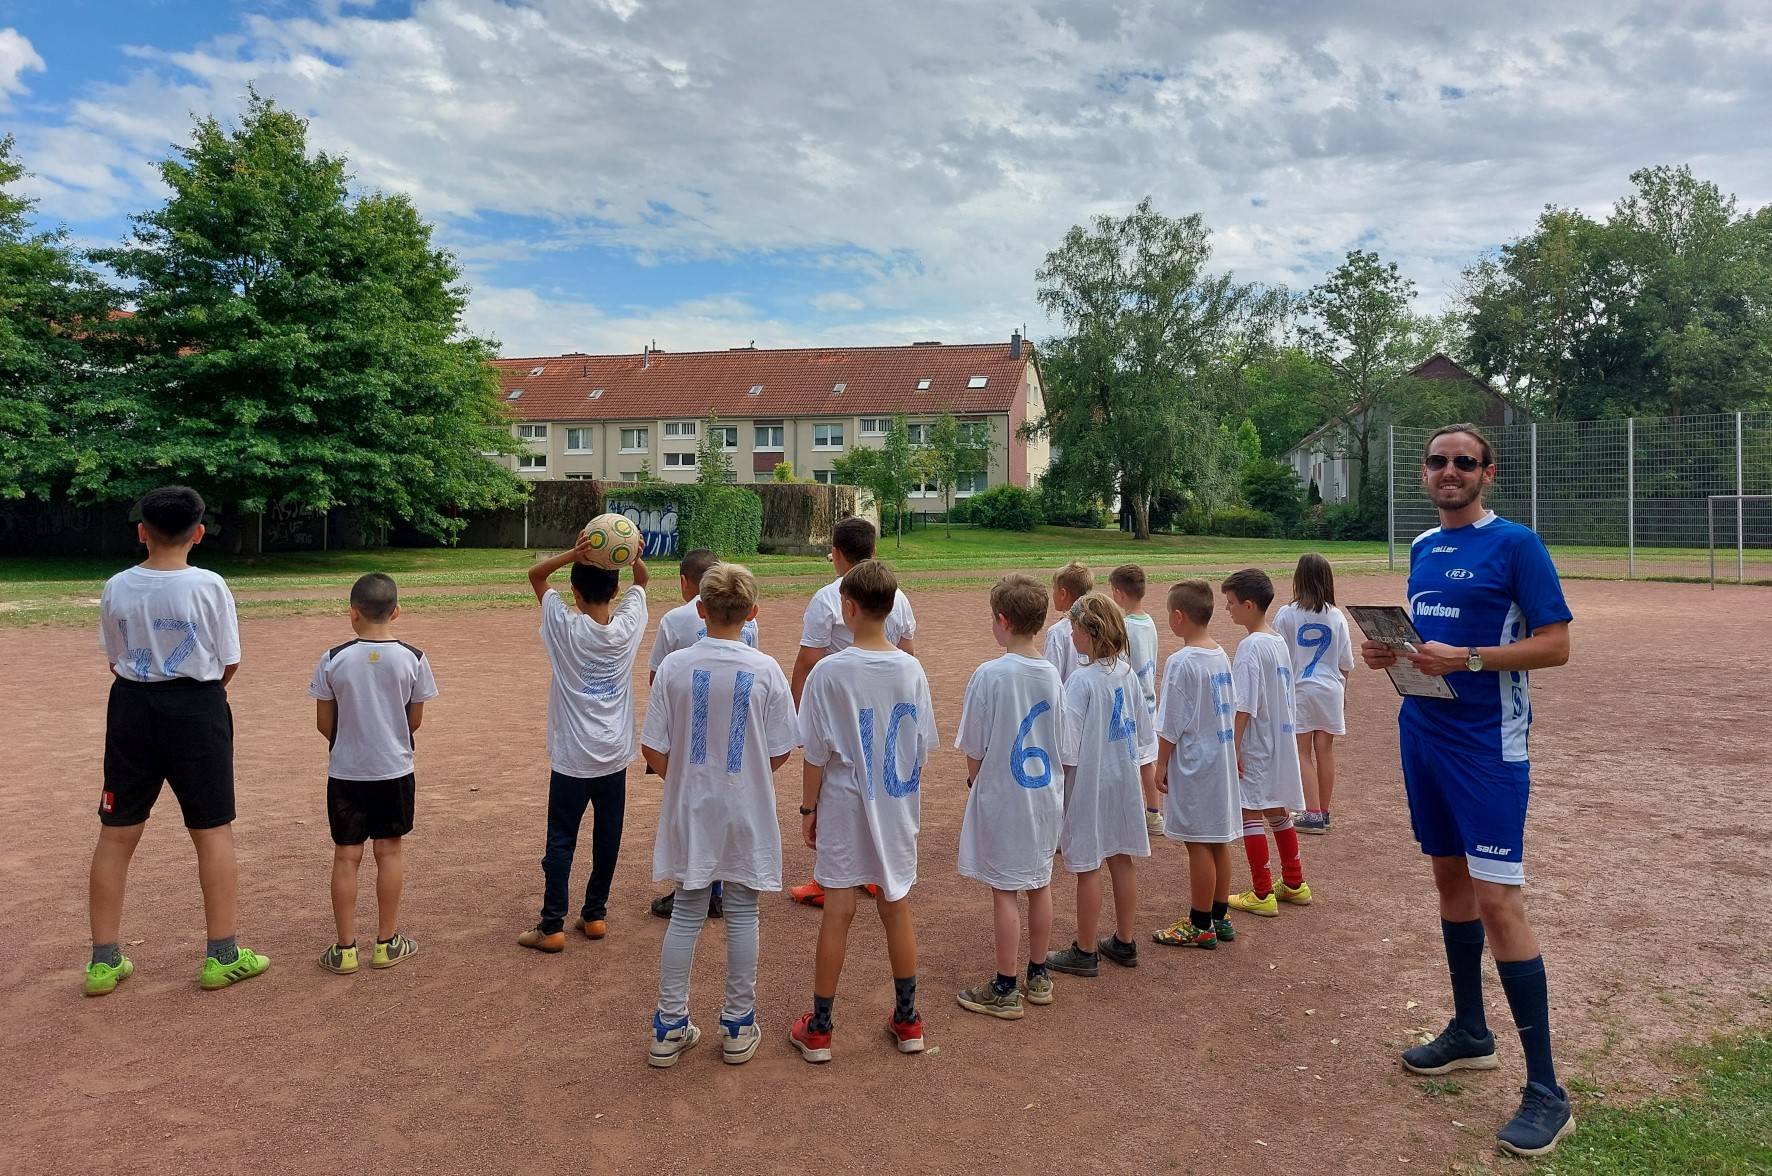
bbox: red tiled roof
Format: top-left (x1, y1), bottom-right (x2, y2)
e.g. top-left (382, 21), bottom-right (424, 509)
top-left (491, 341), bottom-right (1032, 421)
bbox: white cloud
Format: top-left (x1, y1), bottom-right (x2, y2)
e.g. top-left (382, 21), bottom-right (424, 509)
top-left (0, 27), bottom-right (46, 110)
top-left (14, 1), bottom-right (1772, 353)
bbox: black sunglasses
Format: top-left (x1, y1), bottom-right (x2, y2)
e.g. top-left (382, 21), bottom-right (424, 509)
top-left (1424, 454), bottom-right (1485, 472)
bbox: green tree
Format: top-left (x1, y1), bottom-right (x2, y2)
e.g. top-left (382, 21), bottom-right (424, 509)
top-left (1232, 417), bottom-right (1262, 467)
top-left (920, 412), bottom-right (995, 536)
top-left (1239, 457), bottom-right (1305, 532)
top-left (0, 136), bottom-right (113, 501)
top-left (1028, 197), bottom-right (1287, 539)
top-left (772, 460), bottom-right (796, 482)
top-left (1237, 346), bottom-right (1337, 457)
top-left (695, 411), bottom-right (736, 485)
top-left (832, 412), bottom-right (918, 548)
top-left (87, 94), bottom-right (525, 540)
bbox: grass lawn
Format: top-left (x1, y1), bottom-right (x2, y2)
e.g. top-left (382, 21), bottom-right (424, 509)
top-left (1546, 1031), bottom-right (1772, 1174)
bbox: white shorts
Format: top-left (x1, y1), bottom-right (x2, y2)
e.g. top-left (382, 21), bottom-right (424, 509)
top-left (1294, 684), bottom-right (1345, 736)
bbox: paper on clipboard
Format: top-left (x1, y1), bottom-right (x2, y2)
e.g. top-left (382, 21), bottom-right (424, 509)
top-left (1347, 605), bottom-right (1458, 700)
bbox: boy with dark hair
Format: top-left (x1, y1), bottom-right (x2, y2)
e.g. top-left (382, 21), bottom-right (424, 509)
top-left (87, 485), bottom-right (269, 995)
top-left (311, 573), bottom-right (438, 974)
top-left (1221, 568), bottom-right (1312, 918)
top-left (1109, 563), bottom-right (1164, 835)
top-left (788, 516), bottom-right (916, 907)
top-left (791, 559), bottom-right (936, 1062)
top-left (518, 536), bottom-right (649, 952)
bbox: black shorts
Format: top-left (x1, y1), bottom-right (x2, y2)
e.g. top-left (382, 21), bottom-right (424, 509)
top-left (327, 774), bottom-right (417, 845)
top-left (102, 677), bottom-right (235, 830)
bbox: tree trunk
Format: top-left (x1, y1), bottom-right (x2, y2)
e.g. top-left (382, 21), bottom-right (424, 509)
top-left (1131, 493), bottom-right (1151, 541)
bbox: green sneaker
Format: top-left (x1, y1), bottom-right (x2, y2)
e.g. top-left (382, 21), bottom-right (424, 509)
top-left (1213, 917), bottom-right (1236, 942)
top-left (318, 943), bottom-right (359, 974)
top-left (1022, 971), bottom-right (1054, 1006)
top-left (201, 946), bottom-right (270, 990)
top-left (371, 933), bottom-right (417, 970)
top-left (84, 955), bottom-right (134, 997)
top-left (956, 980), bottom-right (1024, 1020)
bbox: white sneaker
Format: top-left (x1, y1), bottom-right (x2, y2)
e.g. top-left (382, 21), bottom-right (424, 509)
top-left (647, 1012), bottom-right (701, 1068)
top-left (1145, 809), bottom-right (1165, 836)
top-left (720, 1011), bottom-right (762, 1065)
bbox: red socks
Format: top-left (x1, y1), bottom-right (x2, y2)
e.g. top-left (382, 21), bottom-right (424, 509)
top-left (1274, 822), bottom-right (1304, 888)
top-left (1241, 820), bottom-right (1272, 896)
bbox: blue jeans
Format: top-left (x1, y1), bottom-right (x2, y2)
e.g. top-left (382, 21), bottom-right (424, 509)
top-left (538, 769), bottom-right (626, 933)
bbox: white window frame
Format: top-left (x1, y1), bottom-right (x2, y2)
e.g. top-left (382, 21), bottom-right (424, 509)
top-left (956, 470), bottom-right (987, 495)
top-left (907, 478), bottom-right (939, 498)
top-left (905, 423), bottom-right (931, 446)
top-left (517, 453), bottom-right (548, 471)
top-left (622, 471), bottom-right (644, 483)
top-left (915, 378), bottom-right (932, 391)
top-left (967, 375), bottom-right (988, 388)
top-left (663, 420), bottom-right (698, 439)
top-left (711, 425), bottom-right (738, 449)
top-left (564, 427), bottom-right (593, 454)
top-left (859, 418), bottom-right (886, 436)
top-left (620, 427), bottom-right (649, 453)
top-left (565, 473), bottom-right (597, 481)
top-left (813, 423), bottom-right (844, 450)
top-left (663, 452), bottom-right (695, 468)
top-left (754, 424), bottom-right (785, 451)
top-left (813, 470), bottom-right (834, 484)
top-left (517, 423), bottom-right (548, 441)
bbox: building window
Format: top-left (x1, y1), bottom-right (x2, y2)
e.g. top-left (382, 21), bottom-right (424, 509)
top-left (813, 470), bottom-right (834, 484)
top-left (754, 424), bottom-right (785, 450)
top-left (517, 423), bottom-right (547, 441)
top-left (956, 470), bottom-right (987, 495)
top-left (907, 478), bottom-right (939, 498)
top-left (565, 428), bottom-right (593, 454)
top-left (831, 381), bottom-right (846, 394)
top-left (565, 473), bottom-right (597, 481)
top-left (967, 376), bottom-right (988, 388)
top-left (620, 427), bottom-right (649, 453)
top-left (663, 452), bottom-right (695, 468)
top-left (905, 423), bottom-right (931, 446)
top-left (859, 418), bottom-right (886, 436)
top-left (813, 423), bottom-right (844, 450)
top-left (518, 453), bottom-right (547, 471)
top-left (622, 471), bottom-right (644, 483)
top-left (711, 425), bottom-right (738, 449)
top-left (959, 421), bottom-right (990, 445)
top-left (663, 421), bottom-right (697, 439)
top-left (506, 388), bottom-right (524, 401)
top-left (915, 378), bottom-right (932, 391)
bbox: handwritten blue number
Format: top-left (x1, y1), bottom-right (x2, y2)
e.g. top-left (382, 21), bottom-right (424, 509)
top-left (1297, 622), bottom-right (1332, 679)
top-left (1010, 701), bottom-right (1053, 789)
top-left (859, 704), bottom-right (921, 798)
top-left (1108, 687), bottom-right (1138, 761)
top-left (690, 669), bottom-right (754, 773)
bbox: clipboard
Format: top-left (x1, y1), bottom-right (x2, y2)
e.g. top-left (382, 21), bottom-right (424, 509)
top-left (1347, 605), bottom-right (1459, 700)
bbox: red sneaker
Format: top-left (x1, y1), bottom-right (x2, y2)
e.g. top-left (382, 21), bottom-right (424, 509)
top-left (790, 1012), bottom-right (833, 1063)
top-left (789, 881), bottom-right (826, 907)
top-left (862, 884), bottom-right (880, 898)
top-left (887, 1013), bottom-right (925, 1054)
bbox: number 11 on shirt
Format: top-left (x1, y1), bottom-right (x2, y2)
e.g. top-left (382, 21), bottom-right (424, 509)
top-left (690, 669), bottom-right (755, 774)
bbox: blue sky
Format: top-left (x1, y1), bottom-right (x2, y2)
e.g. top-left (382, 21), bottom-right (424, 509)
top-left (5, 0), bottom-right (1772, 357)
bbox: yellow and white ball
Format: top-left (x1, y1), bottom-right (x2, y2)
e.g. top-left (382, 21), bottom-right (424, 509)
top-left (580, 512), bottom-right (640, 569)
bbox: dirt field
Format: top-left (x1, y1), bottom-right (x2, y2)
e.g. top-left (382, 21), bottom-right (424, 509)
top-left (3, 576), bottom-right (1769, 1176)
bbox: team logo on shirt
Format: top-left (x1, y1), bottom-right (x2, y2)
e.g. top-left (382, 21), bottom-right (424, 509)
top-left (1444, 568), bottom-right (1474, 580)
top-left (101, 791), bottom-right (114, 813)
top-left (1410, 590), bottom-right (1461, 619)
top-left (1431, 545), bottom-right (1458, 554)
top-left (368, 649), bottom-right (381, 663)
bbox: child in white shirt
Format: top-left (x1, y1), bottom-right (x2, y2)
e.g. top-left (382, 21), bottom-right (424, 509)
top-left (517, 537), bottom-right (649, 952)
top-left (1046, 592), bottom-right (1153, 979)
top-left (790, 560), bottom-right (936, 1063)
top-left (954, 575), bottom-right (1066, 1019)
top-left (641, 564), bottom-right (797, 1068)
top-left (1150, 580), bottom-right (1241, 950)
top-left (1109, 563), bottom-right (1164, 836)
top-left (1222, 568), bottom-right (1312, 919)
top-left (1042, 559), bottom-right (1093, 682)
top-left (1272, 553), bottom-right (1355, 834)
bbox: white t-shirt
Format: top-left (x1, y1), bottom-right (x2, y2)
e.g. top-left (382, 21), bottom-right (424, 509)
top-left (1155, 646), bottom-right (1241, 843)
top-left (799, 647), bottom-right (937, 902)
top-left (308, 639), bottom-right (440, 780)
top-left (1124, 612), bottom-right (1160, 715)
top-left (99, 566), bottom-right (240, 683)
top-left (955, 653), bottom-right (1066, 892)
top-left (1057, 658), bottom-right (1153, 872)
top-left (648, 596), bottom-right (759, 671)
top-left (1043, 615), bottom-right (1083, 683)
top-left (1272, 603), bottom-right (1355, 736)
top-left (1231, 630), bottom-right (1306, 811)
top-left (643, 639), bottom-right (798, 892)
top-left (540, 585), bottom-right (648, 778)
top-left (799, 577), bottom-right (916, 652)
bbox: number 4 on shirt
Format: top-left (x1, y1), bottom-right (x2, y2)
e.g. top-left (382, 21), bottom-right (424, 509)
top-left (1108, 686), bottom-right (1139, 761)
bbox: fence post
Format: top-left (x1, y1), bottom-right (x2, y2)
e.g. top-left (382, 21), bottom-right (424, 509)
top-left (1529, 422), bottom-right (1539, 532)
top-left (322, 510), bottom-right (329, 552)
top-left (1737, 411), bottom-right (1746, 584)
top-left (256, 511), bottom-right (263, 557)
top-left (1626, 417), bottom-right (1635, 579)
top-left (524, 502), bottom-right (530, 550)
top-left (1386, 425), bottom-right (1395, 571)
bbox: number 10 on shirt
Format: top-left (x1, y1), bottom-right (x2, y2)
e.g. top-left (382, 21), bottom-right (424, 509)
top-left (858, 704), bottom-right (923, 799)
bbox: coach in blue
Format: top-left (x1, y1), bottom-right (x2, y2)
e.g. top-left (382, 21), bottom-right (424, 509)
top-left (1361, 422), bottom-right (1575, 1159)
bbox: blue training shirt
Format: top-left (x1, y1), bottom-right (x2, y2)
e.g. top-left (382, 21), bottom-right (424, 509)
top-left (1401, 512), bottom-right (1572, 764)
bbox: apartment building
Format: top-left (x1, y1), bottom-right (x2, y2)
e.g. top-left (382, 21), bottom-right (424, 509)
top-left (488, 334), bottom-right (1050, 498)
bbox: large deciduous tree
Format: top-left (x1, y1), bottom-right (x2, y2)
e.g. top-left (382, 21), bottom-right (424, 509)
top-left (88, 94), bottom-right (525, 540)
top-left (833, 413), bottom-right (918, 548)
top-left (1029, 197), bottom-right (1285, 540)
top-left (920, 411), bottom-right (994, 536)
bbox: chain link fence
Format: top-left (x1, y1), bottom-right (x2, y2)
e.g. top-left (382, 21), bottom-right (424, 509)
top-left (1388, 411), bottom-right (1772, 583)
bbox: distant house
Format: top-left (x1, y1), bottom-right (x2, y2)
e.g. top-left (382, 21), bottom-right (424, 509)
top-left (1282, 354), bottom-right (1527, 504)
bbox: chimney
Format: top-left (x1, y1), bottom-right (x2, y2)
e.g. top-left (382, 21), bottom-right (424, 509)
top-left (642, 342), bottom-right (650, 370)
top-left (1010, 329), bottom-right (1023, 359)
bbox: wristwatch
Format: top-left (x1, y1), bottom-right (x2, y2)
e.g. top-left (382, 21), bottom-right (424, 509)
top-left (1466, 647), bottom-right (1484, 672)
top-left (798, 805), bottom-right (817, 816)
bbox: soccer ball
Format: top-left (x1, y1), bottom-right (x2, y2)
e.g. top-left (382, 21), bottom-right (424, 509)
top-left (580, 512), bottom-right (640, 569)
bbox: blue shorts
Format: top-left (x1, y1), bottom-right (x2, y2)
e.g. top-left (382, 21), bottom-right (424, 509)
top-left (1398, 720), bottom-right (1530, 884)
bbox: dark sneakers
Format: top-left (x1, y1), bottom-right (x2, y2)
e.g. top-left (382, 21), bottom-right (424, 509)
top-left (650, 892), bottom-right (674, 920)
top-left (1097, 936), bottom-right (1138, 968)
top-left (1497, 1082), bottom-right (1575, 1157)
top-left (1044, 942), bottom-right (1100, 977)
top-left (1402, 1020), bottom-right (1502, 1076)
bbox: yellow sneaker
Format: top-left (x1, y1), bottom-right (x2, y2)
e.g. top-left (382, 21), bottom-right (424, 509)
top-left (371, 933), bottom-right (418, 969)
top-left (318, 943), bottom-right (358, 974)
top-left (1227, 888), bottom-right (1279, 917)
top-left (1275, 880), bottom-right (1313, 906)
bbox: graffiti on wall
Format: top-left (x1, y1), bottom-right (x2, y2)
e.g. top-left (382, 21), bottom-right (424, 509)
top-left (263, 501), bottom-right (323, 551)
top-left (605, 499), bottom-right (680, 559)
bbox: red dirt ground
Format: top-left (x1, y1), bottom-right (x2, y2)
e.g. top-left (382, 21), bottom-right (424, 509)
top-left (3, 576), bottom-right (1769, 1175)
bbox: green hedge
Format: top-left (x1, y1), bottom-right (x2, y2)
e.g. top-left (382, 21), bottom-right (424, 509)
top-left (1205, 504), bottom-right (1278, 538)
top-left (961, 484), bottom-right (1039, 531)
top-left (525, 479), bottom-right (606, 538)
top-left (602, 482), bottom-right (760, 559)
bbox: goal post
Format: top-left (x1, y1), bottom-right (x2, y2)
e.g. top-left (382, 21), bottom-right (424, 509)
top-left (1708, 495), bottom-right (1772, 588)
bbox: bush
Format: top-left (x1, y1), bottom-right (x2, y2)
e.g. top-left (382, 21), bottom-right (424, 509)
top-left (773, 461), bottom-right (797, 483)
top-left (964, 484), bottom-right (1039, 531)
top-left (1298, 501), bottom-right (1381, 541)
top-left (1206, 504), bottom-right (1277, 538)
top-left (1035, 473), bottom-right (1107, 527)
top-left (1239, 459), bottom-right (1304, 530)
top-left (947, 496), bottom-right (979, 524)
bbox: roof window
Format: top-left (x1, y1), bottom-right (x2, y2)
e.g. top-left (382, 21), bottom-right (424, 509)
top-left (748, 384), bottom-right (764, 397)
top-left (967, 376), bottom-right (988, 388)
top-left (832, 382), bottom-right (846, 394)
top-left (506, 388), bottom-right (524, 400)
top-left (529, 365), bottom-right (546, 377)
top-left (588, 388), bottom-right (604, 400)
top-left (916, 378), bottom-right (932, 391)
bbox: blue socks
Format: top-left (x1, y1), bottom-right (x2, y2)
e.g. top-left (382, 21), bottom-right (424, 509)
top-left (92, 942), bottom-right (122, 968)
top-left (1441, 918), bottom-right (1489, 1036)
top-left (207, 935), bottom-right (239, 965)
top-left (1498, 956), bottom-right (1560, 1096)
top-left (809, 994), bottom-right (834, 1033)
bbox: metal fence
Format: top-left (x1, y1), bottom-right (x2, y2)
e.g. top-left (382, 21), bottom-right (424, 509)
top-left (1388, 411), bottom-right (1772, 583)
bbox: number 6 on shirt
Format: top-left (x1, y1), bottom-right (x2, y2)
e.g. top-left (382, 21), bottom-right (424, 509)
top-left (1011, 700), bottom-right (1053, 790)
